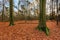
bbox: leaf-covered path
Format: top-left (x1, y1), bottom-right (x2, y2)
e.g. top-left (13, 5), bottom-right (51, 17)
top-left (0, 20), bottom-right (60, 40)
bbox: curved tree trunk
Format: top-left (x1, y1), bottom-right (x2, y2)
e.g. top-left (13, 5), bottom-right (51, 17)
top-left (9, 0), bottom-right (14, 26)
top-left (37, 0), bottom-right (49, 35)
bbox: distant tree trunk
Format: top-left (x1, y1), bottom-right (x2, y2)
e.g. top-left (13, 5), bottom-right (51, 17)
top-left (9, 0), bottom-right (14, 26)
top-left (56, 0), bottom-right (58, 25)
top-left (37, 0), bottom-right (49, 35)
top-left (34, 2), bottom-right (36, 17)
top-left (51, 0), bottom-right (54, 20)
top-left (18, 0), bottom-right (20, 15)
top-left (5, 7), bottom-right (9, 17)
top-left (2, 0), bottom-right (4, 21)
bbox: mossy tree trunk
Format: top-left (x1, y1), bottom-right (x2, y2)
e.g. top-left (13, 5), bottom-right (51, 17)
top-left (9, 0), bottom-right (14, 26)
top-left (37, 0), bottom-right (49, 35)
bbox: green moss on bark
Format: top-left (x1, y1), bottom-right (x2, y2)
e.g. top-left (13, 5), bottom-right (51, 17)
top-left (9, 0), bottom-right (14, 26)
top-left (37, 0), bottom-right (49, 35)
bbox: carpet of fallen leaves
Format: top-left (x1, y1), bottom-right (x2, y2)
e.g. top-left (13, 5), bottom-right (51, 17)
top-left (0, 20), bottom-right (60, 40)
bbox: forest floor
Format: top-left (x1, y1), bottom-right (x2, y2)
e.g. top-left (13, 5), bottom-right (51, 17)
top-left (0, 20), bottom-right (60, 40)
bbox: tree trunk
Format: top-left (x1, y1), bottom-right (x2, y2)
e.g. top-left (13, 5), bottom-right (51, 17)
top-left (52, 0), bottom-right (53, 20)
top-left (18, 0), bottom-right (20, 15)
top-left (56, 0), bottom-right (58, 25)
top-left (2, 0), bottom-right (4, 21)
top-left (37, 0), bottom-right (49, 35)
top-left (9, 0), bottom-right (14, 26)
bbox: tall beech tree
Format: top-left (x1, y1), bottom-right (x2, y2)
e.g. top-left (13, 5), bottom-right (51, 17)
top-left (37, 0), bottom-right (49, 35)
top-left (9, 0), bottom-right (14, 26)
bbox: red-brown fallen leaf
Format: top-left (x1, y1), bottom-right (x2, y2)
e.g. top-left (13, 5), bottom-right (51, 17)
top-left (0, 20), bottom-right (60, 40)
